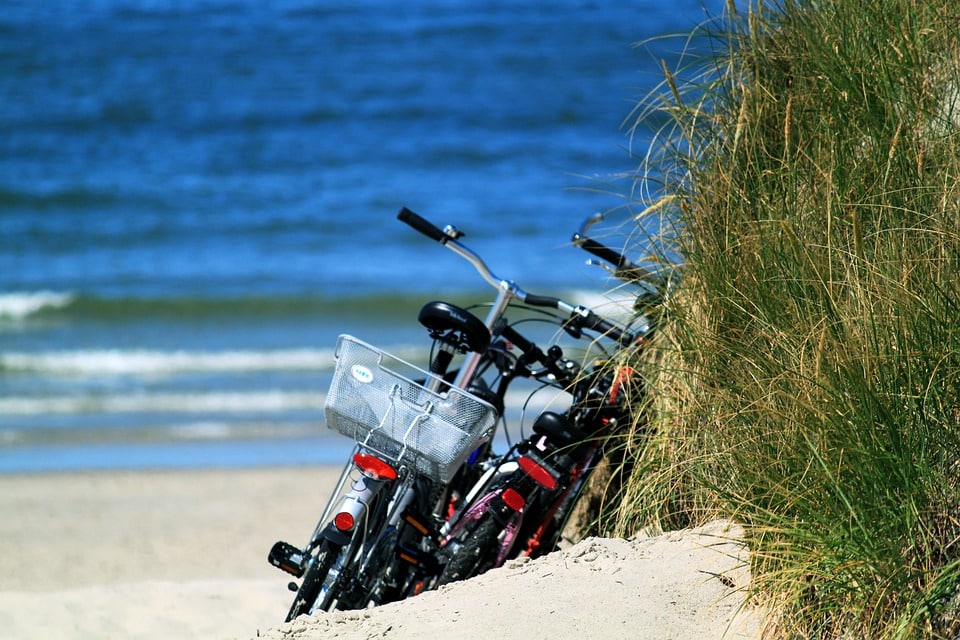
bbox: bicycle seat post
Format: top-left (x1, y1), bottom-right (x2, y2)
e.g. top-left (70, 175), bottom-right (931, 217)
top-left (451, 279), bottom-right (516, 392)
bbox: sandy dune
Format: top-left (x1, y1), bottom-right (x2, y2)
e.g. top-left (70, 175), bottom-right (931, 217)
top-left (0, 468), bottom-right (762, 640)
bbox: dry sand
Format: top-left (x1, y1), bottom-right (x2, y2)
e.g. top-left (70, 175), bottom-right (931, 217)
top-left (0, 466), bottom-right (763, 640)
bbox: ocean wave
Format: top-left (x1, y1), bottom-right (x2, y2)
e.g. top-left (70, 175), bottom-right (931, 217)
top-left (0, 290), bottom-right (446, 324)
top-left (0, 419), bottom-right (330, 449)
top-left (0, 348), bottom-right (338, 376)
top-left (0, 288), bottom-right (621, 328)
top-left (566, 288), bottom-right (639, 321)
top-left (0, 384), bottom-right (566, 420)
top-left (0, 291), bottom-right (75, 319)
top-left (0, 390), bottom-right (326, 416)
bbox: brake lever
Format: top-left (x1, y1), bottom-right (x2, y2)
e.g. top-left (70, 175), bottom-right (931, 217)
top-left (561, 318), bottom-right (583, 340)
top-left (585, 258), bottom-right (617, 276)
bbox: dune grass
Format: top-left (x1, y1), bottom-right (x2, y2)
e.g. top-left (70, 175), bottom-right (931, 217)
top-left (609, 1), bottom-right (960, 636)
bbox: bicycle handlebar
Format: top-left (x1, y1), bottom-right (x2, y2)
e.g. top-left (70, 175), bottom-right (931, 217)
top-left (397, 207), bottom-right (452, 244)
top-left (526, 294), bottom-right (633, 346)
top-left (398, 207), bottom-right (505, 290)
top-left (397, 207), bottom-right (639, 347)
top-left (571, 213), bottom-right (653, 284)
top-left (500, 323), bottom-right (578, 383)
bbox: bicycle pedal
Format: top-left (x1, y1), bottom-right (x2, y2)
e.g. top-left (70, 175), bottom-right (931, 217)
top-left (268, 540), bottom-right (306, 578)
top-left (402, 509), bottom-right (439, 541)
top-left (396, 544), bottom-right (440, 573)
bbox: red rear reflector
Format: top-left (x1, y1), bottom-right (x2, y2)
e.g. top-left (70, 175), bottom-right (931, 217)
top-left (501, 487), bottom-right (526, 511)
top-left (519, 456), bottom-right (558, 491)
top-left (353, 453), bottom-right (398, 481)
top-left (334, 511), bottom-right (355, 532)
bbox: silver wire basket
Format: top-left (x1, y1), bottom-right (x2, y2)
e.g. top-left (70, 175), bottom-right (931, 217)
top-left (324, 335), bottom-right (498, 483)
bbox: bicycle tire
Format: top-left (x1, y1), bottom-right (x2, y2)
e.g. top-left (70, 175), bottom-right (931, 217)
top-left (285, 539), bottom-right (338, 621)
top-left (352, 528), bottom-right (404, 608)
top-left (437, 515), bottom-right (502, 586)
top-left (518, 467), bottom-right (592, 559)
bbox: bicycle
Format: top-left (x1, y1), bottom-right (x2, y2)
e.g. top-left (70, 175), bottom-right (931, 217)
top-left (428, 214), bottom-right (663, 586)
top-left (268, 207), bottom-right (659, 619)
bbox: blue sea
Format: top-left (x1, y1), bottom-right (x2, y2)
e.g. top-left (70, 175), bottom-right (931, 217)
top-left (0, 0), bottom-right (723, 473)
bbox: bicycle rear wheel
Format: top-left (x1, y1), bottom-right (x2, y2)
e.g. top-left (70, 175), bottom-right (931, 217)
top-left (286, 539), bottom-right (338, 621)
top-left (437, 515), bottom-right (502, 586)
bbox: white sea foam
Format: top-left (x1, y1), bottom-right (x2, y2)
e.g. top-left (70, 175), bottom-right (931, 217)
top-left (166, 420), bottom-right (321, 441)
top-left (0, 291), bottom-right (74, 319)
top-left (0, 385), bottom-right (562, 421)
top-left (567, 288), bottom-right (638, 323)
top-left (0, 390), bottom-right (326, 416)
top-left (0, 348), bottom-right (338, 376)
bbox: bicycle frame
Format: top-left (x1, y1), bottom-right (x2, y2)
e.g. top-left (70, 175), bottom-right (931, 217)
top-left (421, 221), bottom-right (569, 391)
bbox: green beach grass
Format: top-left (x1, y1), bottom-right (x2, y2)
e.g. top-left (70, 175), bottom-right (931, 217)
top-left (608, 0), bottom-right (960, 637)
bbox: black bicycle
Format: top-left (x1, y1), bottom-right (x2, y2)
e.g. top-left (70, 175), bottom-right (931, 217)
top-left (432, 243), bottom-right (662, 585)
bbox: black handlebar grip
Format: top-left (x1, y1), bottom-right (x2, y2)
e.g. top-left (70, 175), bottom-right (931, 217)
top-left (572, 233), bottom-right (654, 284)
top-left (574, 235), bottom-right (632, 270)
top-left (522, 293), bottom-right (561, 309)
top-left (398, 207), bottom-right (448, 243)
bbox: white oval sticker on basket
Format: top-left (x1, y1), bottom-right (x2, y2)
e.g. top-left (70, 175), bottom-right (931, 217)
top-left (351, 364), bottom-right (374, 383)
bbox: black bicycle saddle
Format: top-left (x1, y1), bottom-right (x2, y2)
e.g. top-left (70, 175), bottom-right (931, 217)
top-left (418, 301), bottom-right (490, 353)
